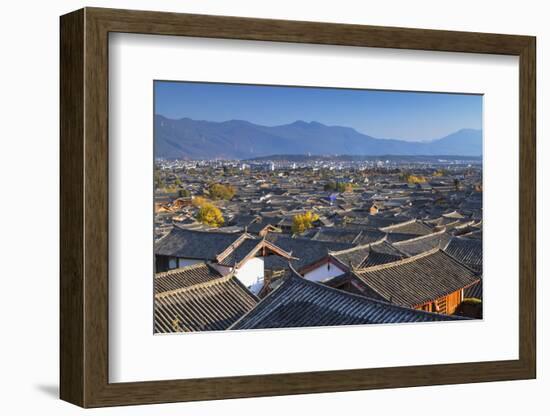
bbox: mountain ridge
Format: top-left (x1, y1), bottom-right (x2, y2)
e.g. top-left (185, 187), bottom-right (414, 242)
top-left (154, 115), bottom-right (482, 159)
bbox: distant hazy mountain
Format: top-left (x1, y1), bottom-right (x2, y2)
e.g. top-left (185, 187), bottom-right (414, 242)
top-left (154, 115), bottom-right (482, 159)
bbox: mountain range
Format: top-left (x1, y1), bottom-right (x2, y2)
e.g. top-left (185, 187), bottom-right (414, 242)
top-left (154, 115), bottom-right (482, 159)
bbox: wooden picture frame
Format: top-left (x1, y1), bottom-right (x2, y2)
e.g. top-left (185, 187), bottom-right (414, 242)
top-left (60, 7), bottom-right (536, 408)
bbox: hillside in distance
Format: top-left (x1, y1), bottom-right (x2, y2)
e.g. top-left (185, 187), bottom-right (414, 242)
top-left (154, 115), bottom-right (482, 159)
top-left (246, 154), bottom-right (482, 163)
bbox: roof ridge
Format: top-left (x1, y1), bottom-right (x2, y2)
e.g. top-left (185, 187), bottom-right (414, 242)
top-left (442, 210), bottom-right (461, 216)
top-left (328, 242), bottom-right (374, 256)
top-left (453, 220), bottom-right (476, 229)
top-left (155, 262), bottom-right (210, 278)
top-left (378, 218), bottom-right (416, 231)
top-left (393, 229), bottom-right (446, 245)
top-left (173, 224), bottom-right (247, 237)
top-left (438, 248), bottom-right (480, 275)
top-left (215, 234), bottom-right (257, 262)
top-left (368, 246), bottom-right (402, 258)
top-left (233, 239), bottom-right (296, 268)
top-left (454, 234), bottom-right (482, 242)
top-left (281, 267), bottom-right (467, 319)
top-left (354, 247), bottom-right (440, 273)
top-left (382, 240), bottom-right (409, 257)
top-left (155, 272), bottom-right (235, 298)
top-left (229, 266), bottom-right (298, 329)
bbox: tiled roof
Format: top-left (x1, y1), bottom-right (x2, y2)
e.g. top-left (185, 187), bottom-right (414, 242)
top-left (154, 272), bottom-right (258, 333)
top-left (464, 280), bottom-right (483, 299)
top-left (217, 238), bottom-right (261, 266)
top-left (384, 232), bottom-right (426, 243)
top-left (265, 233), bottom-right (353, 270)
top-left (461, 229), bottom-right (482, 240)
top-left (230, 270), bottom-right (463, 330)
top-left (330, 245), bottom-right (371, 268)
top-left (217, 238), bottom-right (293, 267)
top-left (379, 219), bottom-right (434, 235)
top-left (246, 219), bottom-right (281, 234)
top-left (311, 228), bottom-right (363, 244)
top-left (155, 227), bottom-right (292, 268)
top-left (155, 263), bottom-right (222, 293)
top-left (310, 227), bottom-right (386, 245)
top-left (352, 249), bottom-right (479, 308)
top-left (229, 214), bottom-right (259, 227)
top-left (154, 226), bottom-right (244, 260)
top-left (393, 230), bottom-right (452, 256)
top-left (330, 240), bottom-right (405, 269)
top-left (444, 237), bottom-right (483, 273)
top-left (360, 250), bottom-right (404, 268)
top-left (353, 229), bottom-right (388, 245)
top-left (366, 215), bottom-right (412, 229)
top-left (442, 211), bottom-right (465, 219)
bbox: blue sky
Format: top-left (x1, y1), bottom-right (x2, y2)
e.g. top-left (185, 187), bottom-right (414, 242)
top-left (155, 81), bottom-right (482, 142)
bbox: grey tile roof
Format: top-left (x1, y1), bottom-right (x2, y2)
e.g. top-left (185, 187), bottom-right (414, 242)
top-left (330, 245), bottom-right (371, 268)
top-left (444, 237), bottom-right (483, 273)
top-left (352, 249), bottom-right (479, 308)
top-left (461, 229), bottom-right (482, 240)
top-left (330, 240), bottom-right (405, 269)
top-left (246, 218), bottom-right (281, 234)
top-left (442, 210), bottom-right (465, 219)
top-left (379, 219), bottom-right (434, 235)
top-left (229, 214), bottom-right (259, 227)
top-left (155, 263), bottom-right (222, 293)
top-left (265, 233), bottom-right (354, 270)
top-left (393, 231), bottom-right (452, 256)
top-left (310, 227), bottom-right (387, 245)
top-left (154, 226), bottom-right (243, 260)
top-left (464, 280), bottom-right (483, 299)
top-left (230, 270), bottom-right (463, 330)
top-left (217, 238), bottom-right (262, 266)
top-left (371, 240), bottom-right (407, 256)
top-left (384, 232), bottom-right (425, 243)
top-left (425, 216), bottom-right (461, 227)
top-left (353, 230), bottom-right (388, 245)
top-left (360, 251), bottom-right (404, 268)
top-left (311, 228), bottom-right (363, 244)
top-left (154, 273), bottom-right (258, 333)
top-left (365, 215), bottom-right (412, 228)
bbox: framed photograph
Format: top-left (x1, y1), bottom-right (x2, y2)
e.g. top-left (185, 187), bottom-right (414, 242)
top-left (60, 7), bottom-right (536, 408)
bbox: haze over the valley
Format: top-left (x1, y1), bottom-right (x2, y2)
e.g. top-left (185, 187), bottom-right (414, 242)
top-left (154, 115), bottom-right (482, 160)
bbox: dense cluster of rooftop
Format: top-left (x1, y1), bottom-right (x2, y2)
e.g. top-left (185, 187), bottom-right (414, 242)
top-left (153, 157), bottom-right (483, 333)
